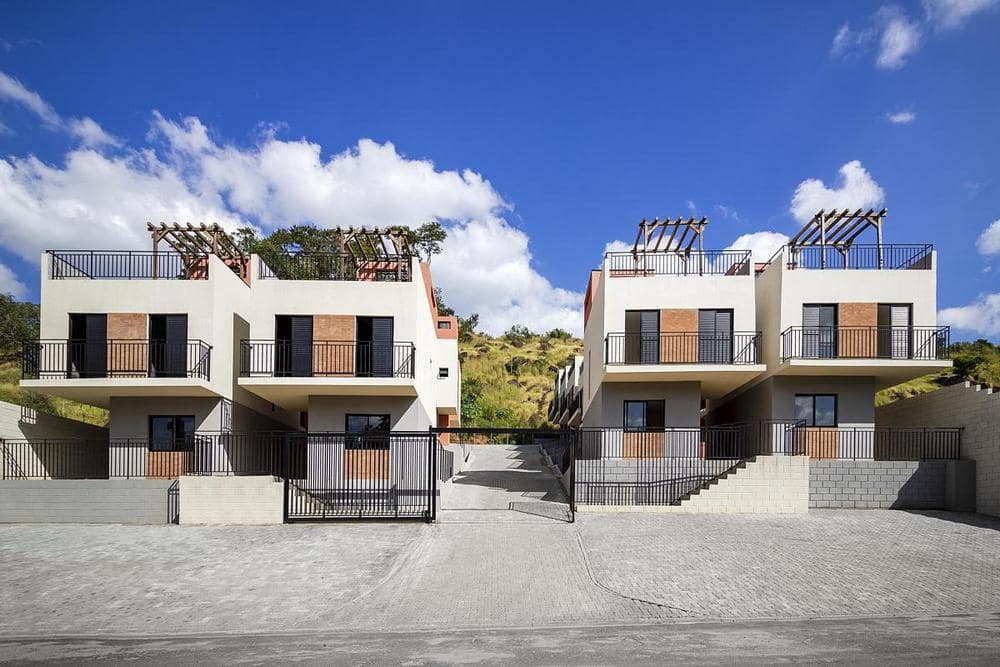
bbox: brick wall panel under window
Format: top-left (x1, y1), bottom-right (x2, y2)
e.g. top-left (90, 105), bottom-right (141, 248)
top-left (312, 315), bottom-right (355, 375)
top-left (659, 309), bottom-right (698, 363)
top-left (107, 313), bottom-right (148, 374)
top-left (623, 431), bottom-right (665, 458)
top-left (838, 302), bottom-right (877, 358)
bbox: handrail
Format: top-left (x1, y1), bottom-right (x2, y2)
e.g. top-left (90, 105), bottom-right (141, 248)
top-left (47, 250), bottom-right (210, 280)
top-left (258, 252), bottom-right (412, 281)
top-left (21, 339), bottom-right (212, 380)
top-left (604, 250), bottom-right (751, 276)
top-left (240, 339), bottom-right (416, 378)
top-left (762, 244), bottom-right (933, 271)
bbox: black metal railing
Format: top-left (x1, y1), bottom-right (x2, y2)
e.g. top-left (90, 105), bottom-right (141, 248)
top-left (784, 426), bottom-right (962, 461)
top-left (766, 244), bottom-right (933, 270)
top-left (48, 250), bottom-right (210, 280)
top-left (605, 250), bottom-right (751, 276)
top-left (21, 339), bottom-right (212, 380)
top-left (605, 332), bottom-right (760, 365)
top-left (239, 340), bottom-right (415, 379)
top-left (574, 425), bottom-right (755, 505)
top-left (258, 253), bottom-right (412, 281)
top-left (780, 326), bottom-right (950, 361)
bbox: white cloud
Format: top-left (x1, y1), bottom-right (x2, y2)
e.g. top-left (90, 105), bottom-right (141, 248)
top-left (886, 110), bottom-right (916, 124)
top-left (923, 0), bottom-right (998, 29)
top-left (830, 22), bottom-right (877, 56)
top-left (0, 70), bottom-right (120, 147)
top-left (604, 240), bottom-right (632, 254)
top-left (726, 231), bottom-right (790, 264)
top-left (939, 293), bottom-right (1000, 337)
top-left (876, 7), bottom-right (922, 69)
top-left (0, 261), bottom-right (28, 299)
top-left (0, 77), bottom-right (583, 335)
top-left (789, 160), bottom-right (886, 224)
top-left (977, 219), bottom-right (1000, 255)
top-left (686, 200), bottom-right (697, 213)
top-left (0, 120), bottom-right (11, 136)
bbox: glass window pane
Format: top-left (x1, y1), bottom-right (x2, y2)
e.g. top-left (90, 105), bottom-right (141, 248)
top-left (814, 395), bottom-right (837, 426)
top-left (794, 395), bottom-right (814, 426)
top-left (645, 401), bottom-right (665, 430)
top-left (624, 401), bottom-right (645, 431)
top-left (346, 415), bottom-right (368, 434)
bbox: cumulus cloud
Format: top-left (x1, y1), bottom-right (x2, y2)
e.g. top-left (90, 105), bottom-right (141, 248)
top-left (876, 7), bottom-right (922, 69)
top-left (0, 261), bottom-right (28, 299)
top-left (939, 293), bottom-right (1000, 337)
top-left (0, 74), bottom-right (583, 335)
top-left (977, 219), bottom-right (1000, 255)
top-left (886, 110), bottom-right (916, 124)
top-left (923, 0), bottom-right (998, 29)
top-left (0, 70), bottom-right (120, 147)
top-left (603, 240), bottom-right (632, 254)
top-left (789, 160), bottom-right (886, 224)
top-left (726, 231), bottom-right (790, 264)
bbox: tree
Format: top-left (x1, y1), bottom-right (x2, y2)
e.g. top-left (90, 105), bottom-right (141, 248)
top-left (503, 324), bottom-right (535, 346)
top-left (458, 313), bottom-right (479, 342)
top-left (0, 294), bottom-right (39, 363)
top-left (546, 328), bottom-right (572, 340)
top-left (407, 221), bottom-right (447, 262)
top-left (434, 287), bottom-right (455, 316)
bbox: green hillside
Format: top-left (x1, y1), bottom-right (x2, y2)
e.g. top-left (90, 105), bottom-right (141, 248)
top-left (458, 329), bottom-right (583, 428)
top-left (0, 360), bottom-right (108, 427)
top-left (876, 339), bottom-right (1000, 406)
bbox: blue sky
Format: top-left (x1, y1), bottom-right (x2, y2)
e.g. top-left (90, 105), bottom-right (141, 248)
top-left (0, 0), bottom-right (998, 338)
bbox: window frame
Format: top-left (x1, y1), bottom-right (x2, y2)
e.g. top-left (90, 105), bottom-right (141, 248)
top-left (148, 415), bottom-right (196, 452)
top-left (623, 399), bottom-right (666, 432)
top-left (793, 394), bottom-right (838, 427)
top-left (438, 367), bottom-right (450, 379)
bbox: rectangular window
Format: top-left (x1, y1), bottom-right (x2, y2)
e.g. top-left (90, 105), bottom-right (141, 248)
top-left (68, 313), bottom-right (107, 378)
top-left (437, 321), bottom-right (452, 329)
top-left (802, 304), bottom-right (838, 358)
top-left (877, 303), bottom-right (913, 359)
top-left (698, 309), bottom-right (733, 363)
top-left (345, 413), bottom-right (390, 450)
top-left (356, 316), bottom-right (394, 377)
top-left (275, 315), bottom-right (313, 377)
top-left (794, 394), bottom-right (837, 427)
top-left (623, 400), bottom-right (665, 431)
top-left (149, 314), bottom-right (188, 378)
top-left (624, 310), bottom-right (659, 364)
top-left (149, 415), bottom-right (196, 452)
top-left (438, 367), bottom-right (449, 378)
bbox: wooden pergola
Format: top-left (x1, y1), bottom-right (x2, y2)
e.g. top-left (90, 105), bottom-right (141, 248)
top-left (631, 217), bottom-right (708, 256)
top-left (787, 208), bottom-right (887, 268)
top-left (148, 222), bottom-right (248, 280)
top-left (334, 226), bottom-right (412, 259)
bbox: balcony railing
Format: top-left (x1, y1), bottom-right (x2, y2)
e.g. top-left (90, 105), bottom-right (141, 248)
top-left (780, 326), bottom-right (950, 361)
top-left (777, 426), bottom-right (962, 460)
top-left (48, 250), bottom-right (210, 280)
top-left (239, 340), bottom-right (416, 378)
top-left (605, 250), bottom-right (751, 277)
top-left (768, 244), bottom-right (933, 271)
top-left (605, 332), bottom-right (761, 365)
top-left (258, 253), bottom-right (412, 281)
top-left (21, 339), bottom-right (212, 380)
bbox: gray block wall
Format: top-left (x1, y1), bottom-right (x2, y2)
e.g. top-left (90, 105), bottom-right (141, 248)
top-left (575, 458), bottom-right (737, 505)
top-left (809, 460), bottom-right (975, 510)
top-left (0, 480), bottom-right (178, 524)
top-left (876, 382), bottom-right (999, 516)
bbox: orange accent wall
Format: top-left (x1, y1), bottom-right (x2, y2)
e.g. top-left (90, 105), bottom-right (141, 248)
top-left (107, 313), bottom-right (147, 374)
top-left (659, 309), bottom-right (698, 363)
top-left (312, 315), bottom-right (355, 375)
top-left (583, 269), bottom-right (601, 328)
top-left (435, 316), bottom-right (459, 339)
top-left (838, 302), bottom-right (878, 358)
top-left (623, 431), bottom-right (665, 458)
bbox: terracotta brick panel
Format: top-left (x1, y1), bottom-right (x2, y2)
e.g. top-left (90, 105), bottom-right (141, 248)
top-left (660, 309), bottom-right (697, 363)
top-left (801, 428), bottom-right (838, 459)
top-left (146, 451), bottom-right (193, 479)
top-left (623, 431), bottom-right (665, 458)
top-left (838, 302), bottom-right (877, 358)
top-left (107, 313), bottom-right (147, 374)
top-left (343, 449), bottom-right (390, 480)
top-left (313, 315), bottom-right (355, 375)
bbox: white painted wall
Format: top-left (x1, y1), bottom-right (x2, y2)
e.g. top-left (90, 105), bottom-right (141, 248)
top-left (307, 395), bottom-right (432, 432)
top-left (583, 381), bottom-right (701, 428)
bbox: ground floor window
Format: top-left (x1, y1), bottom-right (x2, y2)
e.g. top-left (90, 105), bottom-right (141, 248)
top-left (345, 413), bottom-right (390, 449)
top-left (148, 415), bottom-right (195, 451)
top-left (623, 400), bottom-right (665, 431)
top-left (794, 394), bottom-right (837, 427)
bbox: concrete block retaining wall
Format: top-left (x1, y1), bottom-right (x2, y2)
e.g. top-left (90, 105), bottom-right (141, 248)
top-left (0, 480), bottom-right (176, 524)
top-left (179, 475), bottom-right (284, 525)
top-left (876, 382), bottom-right (999, 516)
top-left (809, 460), bottom-right (976, 510)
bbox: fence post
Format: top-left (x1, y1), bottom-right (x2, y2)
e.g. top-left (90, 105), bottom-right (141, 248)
top-left (282, 433), bottom-right (290, 522)
top-left (429, 432), bottom-right (437, 523)
top-left (568, 430), bottom-right (576, 522)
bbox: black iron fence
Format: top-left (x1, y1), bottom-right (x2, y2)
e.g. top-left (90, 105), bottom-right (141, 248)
top-left (784, 426), bottom-right (962, 461)
top-left (771, 244), bottom-right (934, 270)
top-left (605, 250), bottom-right (751, 276)
top-left (780, 326), bottom-right (950, 361)
top-left (258, 253), bottom-right (412, 281)
top-left (605, 332), bottom-right (760, 365)
top-left (239, 340), bottom-right (415, 378)
top-left (48, 250), bottom-right (210, 280)
top-left (22, 339), bottom-right (212, 380)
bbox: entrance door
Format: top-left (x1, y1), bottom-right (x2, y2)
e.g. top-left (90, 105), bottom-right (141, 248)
top-left (877, 304), bottom-right (912, 359)
top-left (275, 315), bottom-right (313, 377)
top-left (68, 314), bottom-right (107, 378)
top-left (802, 304), bottom-right (837, 358)
top-left (625, 310), bottom-right (659, 364)
top-left (149, 314), bottom-right (188, 377)
top-left (698, 309), bottom-right (733, 363)
top-left (356, 316), bottom-right (394, 377)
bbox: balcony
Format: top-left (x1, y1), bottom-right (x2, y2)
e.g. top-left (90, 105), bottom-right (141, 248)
top-left (48, 250), bottom-right (211, 280)
top-left (258, 253), bottom-right (411, 281)
top-left (767, 244), bottom-right (933, 271)
top-left (768, 425), bottom-right (962, 460)
top-left (777, 326), bottom-right (952, 386)
top-left (602, 332), bottom-right (765, 397)
top-left (20, 339), bottom-right (215, 405)
top-left (605, 250), bottom-right (751, 277)
top-left (238, 340), bottom-right (417, 410)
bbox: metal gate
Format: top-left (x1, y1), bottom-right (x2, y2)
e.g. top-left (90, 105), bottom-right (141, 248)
top-left (431, 427), bottom-right (576, 522)
top-left (283, 431), bottom-right (437, 522)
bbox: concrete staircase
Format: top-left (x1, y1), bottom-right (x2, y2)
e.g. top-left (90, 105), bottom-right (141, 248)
top-left (670, 455), bottom-right (809, 514)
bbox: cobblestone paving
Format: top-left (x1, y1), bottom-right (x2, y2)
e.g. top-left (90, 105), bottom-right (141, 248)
top-left (2, 510), bottom-right (999, 638)
top-left (576, 510), bottom-right (1000, 618)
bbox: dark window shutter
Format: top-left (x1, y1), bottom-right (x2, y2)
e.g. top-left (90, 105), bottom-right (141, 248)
top-left (370, 317), bottom-right (394, 377)
top-left (638, 311), bottom-right (658, 364)
top-left (290, 316), bottom-right (313, 377)
top-left (84, 314), bottom-right (107, 378)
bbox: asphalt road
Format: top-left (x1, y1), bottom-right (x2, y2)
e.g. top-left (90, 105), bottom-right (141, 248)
top-left (3, 612), bottom-right (1000, 665)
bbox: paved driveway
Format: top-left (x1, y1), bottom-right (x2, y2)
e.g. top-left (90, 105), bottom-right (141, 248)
top-left (1, 510), bottom-right (999, 638)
